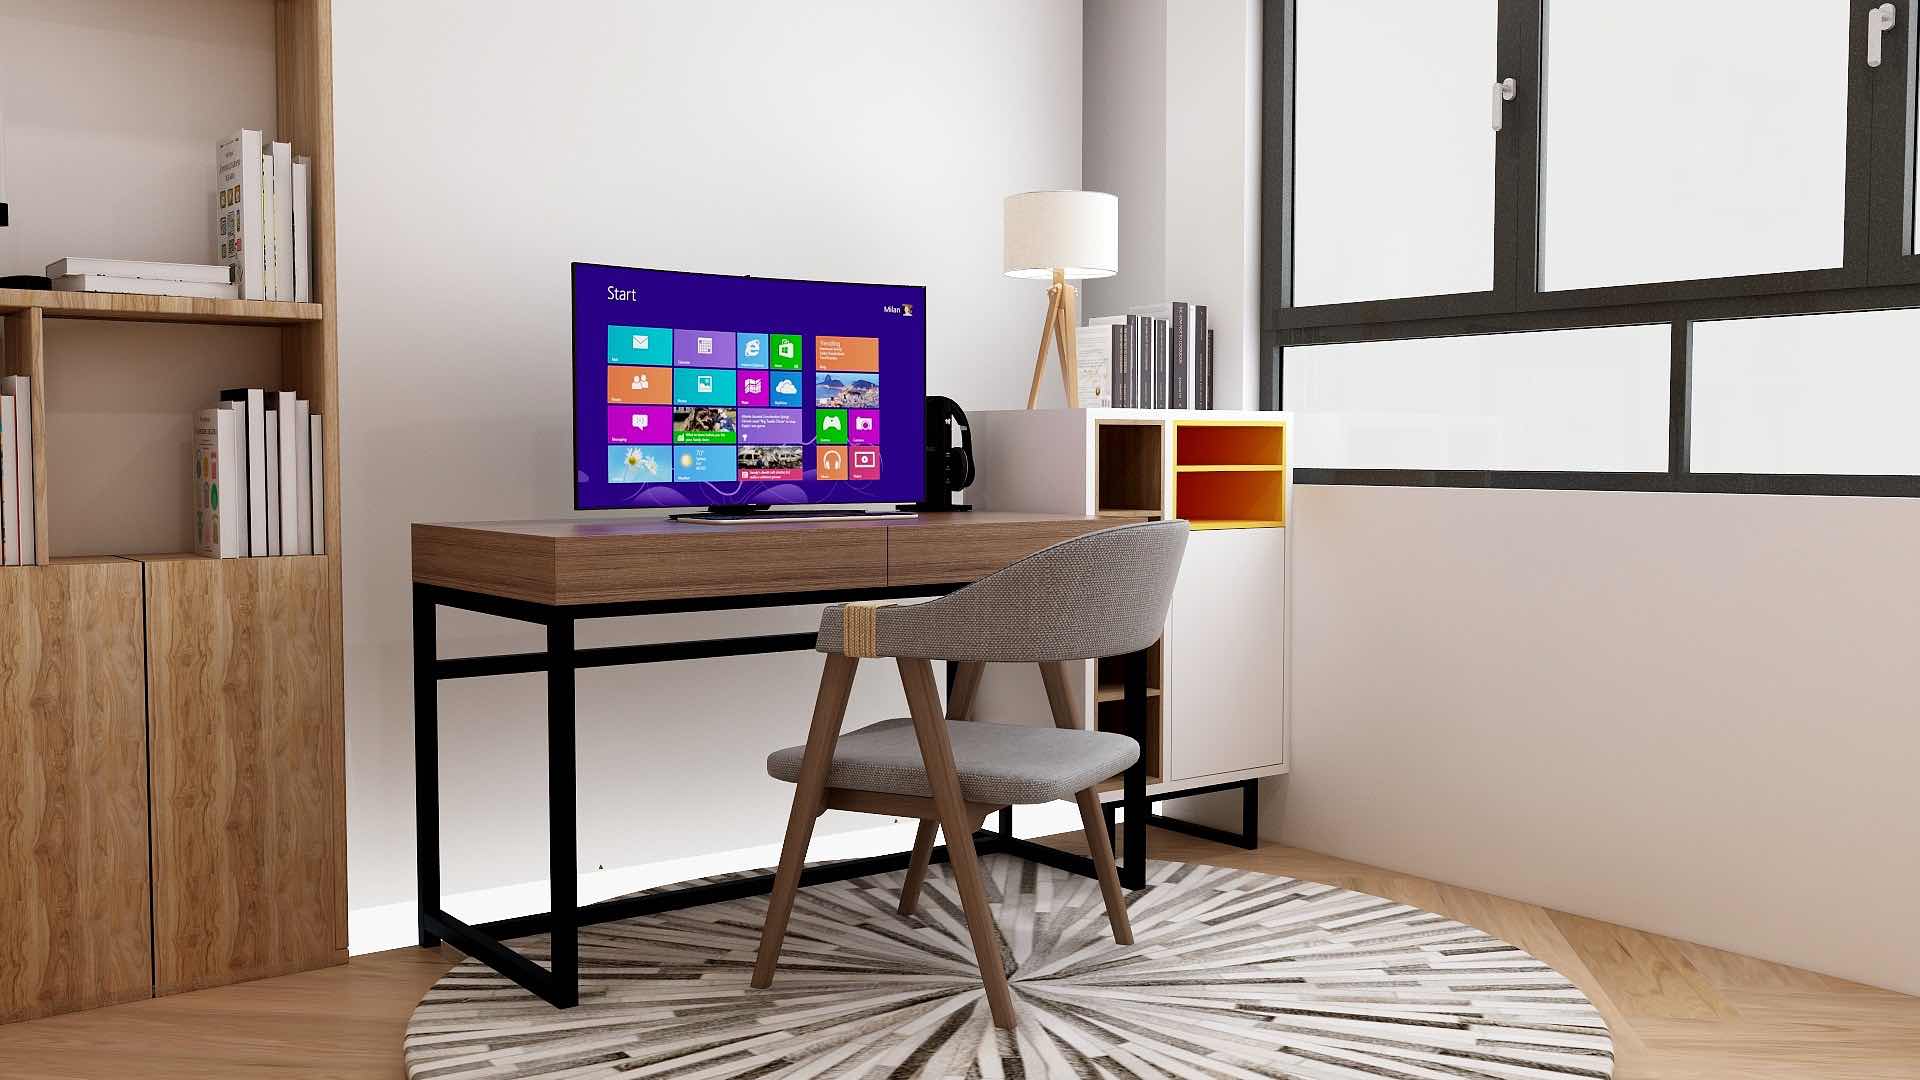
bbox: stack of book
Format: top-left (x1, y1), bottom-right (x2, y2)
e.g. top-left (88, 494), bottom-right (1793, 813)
top-left (195, 389), bottom-right (324, 559)
top-left (0, 375), bottom-right (36, 565)
top-left (215, 129), bottom-right (314, 302)
top-left (47, 257), bottom-right (237, 300)
top-left (1076, 300), bottom-right (1218, 409)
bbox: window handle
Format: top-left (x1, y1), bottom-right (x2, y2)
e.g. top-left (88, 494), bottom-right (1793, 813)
top-left (1491, 77), bottom-right (1517, 133)
top-left (1870, 3), bottom-right (1897, 68)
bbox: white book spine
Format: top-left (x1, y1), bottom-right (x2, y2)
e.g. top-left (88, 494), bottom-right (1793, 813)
top-left (216, 129), bottom-right (266, 300)
top-left (309, 415), bottom-right (325, 556)
top-left (261, 154), bottom-right (277, 301)
top-left (294, 398), bottom-right (312, 555)
top-left (1, 377), bottom-right (34, 565)
top-left (276, 391), bottom-right (298, 555)
top-left (243, 390), bottom-right (267, 555)
top-left (219, 409), bottom-right (244, 557)
top-left (292, 158), bottom-right (312, 303)
top-left (265, 417), bottom-right (281, 556)
top-left (194, 410), bottom-right (219, 558)
top-left (1075, 333), bottom-right (1113, 408)
top-left (52, 274), bottom-right (239, 300)
top-left (220, 401), bottom-right (250, 557)
top-left (0, 396), bottom-right (16, 565)
top-left (271, 141), bottom-right (295, 303)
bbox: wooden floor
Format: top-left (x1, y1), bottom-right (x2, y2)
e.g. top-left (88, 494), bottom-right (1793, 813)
top-left (1, 829), bottom-right (1914, 1079)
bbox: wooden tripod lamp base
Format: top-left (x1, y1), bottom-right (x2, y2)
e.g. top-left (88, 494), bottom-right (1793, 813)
top-left (1004, 189), bottom-right (1118, 411)
top-left (1026, 269), bottom-right (1080, 409)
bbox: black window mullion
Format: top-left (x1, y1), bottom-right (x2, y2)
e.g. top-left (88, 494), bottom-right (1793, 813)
top-left (1868, 0), bottom-right (1919, 281)
top-left (1494, 0), bottom-right (1543, 303)
top-left (1668, 321), bottom-right (1692, 477)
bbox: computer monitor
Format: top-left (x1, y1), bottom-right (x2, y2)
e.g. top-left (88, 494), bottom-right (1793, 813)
top-left (572, 263), bottom-right (926, 512)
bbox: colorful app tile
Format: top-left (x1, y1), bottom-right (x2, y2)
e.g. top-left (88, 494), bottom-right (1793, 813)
top-left (674, 329), bottom-right (737, 367)
top-left (815, 444), bottom-right (849, 481)
top-left (815, 335), bottom-right (879, 373)
top-left (737, 371), bottom-right (771, 407)
top-left (607, 405), bottom-right (671, 444)
top-left (673, 406), bottom-right (737, 444)
top-left (849, 445), bottom-right (881, 481)
top-left (737, 332), bottom-right (769, 369)
top-left (848, 409), bottom-right (881, 444)
top-left (815, 408), bottom-right (848, 444)
top-left (674, 445), bottom-right (738, 483)
top-left (608, 444), bottom-right (670, 484)
top-left (768, 333), bottom-right (803, 370)
top-left (815, 371), bottom-right (879, 410)
top-left (673, 367), bottom-right (737, 406)
top-left (608, 325), bottom-right (672, 366)
top-left (607, 365), bottom-right (669, 405)
top-left (769, 372), bottom-right (804, 408)
top-left (738, 444), bottom-right (804, 481)
top-left (738, 407), bottom-right (803, 444)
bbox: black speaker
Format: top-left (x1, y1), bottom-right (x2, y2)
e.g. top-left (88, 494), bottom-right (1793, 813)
top-left (899, 396), bottom-right (974, 512)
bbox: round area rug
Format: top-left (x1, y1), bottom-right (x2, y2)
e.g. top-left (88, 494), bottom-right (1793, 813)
top-left (406, 856), bottom-right (1614, 1079)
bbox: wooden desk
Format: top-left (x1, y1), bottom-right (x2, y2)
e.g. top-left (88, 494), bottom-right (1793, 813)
top-left (410, 512), bottom-right (1152, 1009)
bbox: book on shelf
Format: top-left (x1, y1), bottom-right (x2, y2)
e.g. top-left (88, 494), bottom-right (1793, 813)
top-left (1152, 317), bottom-right (1167, 409)
top-left (194, 408), bottom-right (245, 558)
top-left (1203, 328), bottom-right (1216, 410)
top-left (220, 388), bottom-right (267, 556)
top-left (0, 394), bottom-right (16, 566)
top-left (1194, 305), bottom-right (1209, 409)
top-left (273, 391), bottom-right (300, 555)
top-left (218, 401), bottom-right (250, 556)
top-left (216, 129), bottom-right (267, 301)
top-left (309, 415), bottom-right (326, 555)
top-left (261, 153), bottom-right (277, 301)
top-left (270, 142), bottom-right (295, 303)
top-left (1, 375), bottom-right (36, 565)
top-left (51, 274), bottom-right (239, 300)
top-left (1132, 302), bottom-right (1202, 409)
top-left (1076, 323), bottom-right (1114, 408)
top-left (292, 157), bottom-right (312, 303)
top-left (294, 398), bottom-right (312, 555)
top-left (45, 258), bottom-right (232, 284)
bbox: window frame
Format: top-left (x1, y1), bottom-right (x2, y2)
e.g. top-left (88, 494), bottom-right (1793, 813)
top-left (1262, 0), bottom-right (1920, 497)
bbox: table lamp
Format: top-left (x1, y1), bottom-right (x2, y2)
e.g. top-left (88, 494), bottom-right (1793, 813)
top-left (1003, 190), bottom-right (1118, 408)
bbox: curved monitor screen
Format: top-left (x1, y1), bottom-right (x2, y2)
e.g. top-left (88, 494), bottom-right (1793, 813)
top-left (572, 263), bottom-right (926, 510)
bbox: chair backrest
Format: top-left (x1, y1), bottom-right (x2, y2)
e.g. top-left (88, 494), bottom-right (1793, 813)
top-left (818, 519), bottom-right (1190, 663)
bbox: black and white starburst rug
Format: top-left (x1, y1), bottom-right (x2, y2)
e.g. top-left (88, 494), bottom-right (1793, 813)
top-left (405, 856), bottom-right (1614, 1079)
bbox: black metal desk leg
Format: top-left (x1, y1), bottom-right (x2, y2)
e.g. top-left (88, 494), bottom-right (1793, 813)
top-left (547, 614), bottom-right (580, 1007)
top-left (1121, 647), bottom-right (1149, 889)
top-left (414, 586), bottom-right (441, 948)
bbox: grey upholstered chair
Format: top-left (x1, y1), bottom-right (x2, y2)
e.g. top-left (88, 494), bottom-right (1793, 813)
top-left (751, 520), bottom-right (1190, 1030)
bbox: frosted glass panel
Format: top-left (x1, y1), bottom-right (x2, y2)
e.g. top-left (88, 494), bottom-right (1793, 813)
top-left (1292, 0), bottom-right (1498, 306)
top-left (1693, 310), bottom-right (1920, 474)
top-left (1541, 0), bottom-right (1848, 290)
top-left (1285, 325), bottom-right (1670, 470)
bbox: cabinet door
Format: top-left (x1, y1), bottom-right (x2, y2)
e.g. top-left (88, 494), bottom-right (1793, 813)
top-left (0, 560), bottom-right (151, 1022)
top-left (145, 555), bottom-right (343, 994)
top-left (1164, 529), bottom-right (1286, 780)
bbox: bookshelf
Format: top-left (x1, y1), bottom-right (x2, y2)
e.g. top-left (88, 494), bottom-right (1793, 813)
top-left (966, 408), bottom-right (1291, 806)
top-left (0, 0), bottom-right (344, 1024)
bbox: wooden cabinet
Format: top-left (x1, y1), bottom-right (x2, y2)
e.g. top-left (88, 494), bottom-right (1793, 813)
top-left (142, 555), bottom-right (344, 994)
top-left (0, 560), bottom-right (150, 1023)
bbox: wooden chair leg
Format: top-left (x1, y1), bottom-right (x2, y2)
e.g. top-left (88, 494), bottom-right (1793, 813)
top-left (899, 657), bottom-right (1017, 1030)
top-left (1041, 661), bottom-right (1133, 945)
top-left (946, 660), bottom-right (985, 723)
top-left (898, 819), bottom-right (939, 915)
top-left (752, 654), bottom-right (858, 989)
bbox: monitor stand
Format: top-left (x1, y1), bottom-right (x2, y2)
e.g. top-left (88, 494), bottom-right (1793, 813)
top-left (670, 504), bottom-right (917, 524)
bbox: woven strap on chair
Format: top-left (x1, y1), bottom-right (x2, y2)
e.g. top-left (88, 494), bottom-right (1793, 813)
top-left (841, 600), bottom-right (896, 658)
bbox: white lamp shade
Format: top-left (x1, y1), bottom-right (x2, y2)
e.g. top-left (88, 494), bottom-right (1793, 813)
top-left (1003, 190), bottom-right (1118, 280)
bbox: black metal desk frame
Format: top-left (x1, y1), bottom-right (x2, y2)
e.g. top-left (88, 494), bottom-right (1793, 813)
top-left (413, 580), bottom-right (1154, 1009)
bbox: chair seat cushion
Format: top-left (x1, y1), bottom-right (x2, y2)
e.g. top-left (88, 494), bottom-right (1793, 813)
top-left (767, 717), bottom-right (1139, 806)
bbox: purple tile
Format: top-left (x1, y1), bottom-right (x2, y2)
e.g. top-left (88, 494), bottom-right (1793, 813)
top-left (737, 407), bottom-right (804, 445)
top-left (674, 329), bottom-right (737, 367)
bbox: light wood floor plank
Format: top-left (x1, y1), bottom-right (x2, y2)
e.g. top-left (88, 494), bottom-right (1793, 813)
top-left (0, 829), bottom-right (1912, 1079)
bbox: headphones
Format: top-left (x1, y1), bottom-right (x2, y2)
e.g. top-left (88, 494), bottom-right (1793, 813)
top-left (930, 396), bottom-right (974, 491)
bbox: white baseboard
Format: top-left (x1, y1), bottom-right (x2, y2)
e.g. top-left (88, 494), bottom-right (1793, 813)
top-left (349, 802), bottom-right (1085, 956)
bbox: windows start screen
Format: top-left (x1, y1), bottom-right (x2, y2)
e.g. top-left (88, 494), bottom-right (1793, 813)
top-left (603, 326), bottom-right (882, 486)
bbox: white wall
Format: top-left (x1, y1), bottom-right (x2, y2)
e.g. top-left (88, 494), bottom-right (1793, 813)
top-left (331, 0), bottom-right (1084, 947)
top-left (1282, 484), bottom-right (1920, 995)
top-left (1082, 0), bottom-right (1260, 408)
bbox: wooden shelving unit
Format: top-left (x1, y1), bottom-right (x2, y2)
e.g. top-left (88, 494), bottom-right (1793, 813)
top-left (966, 408), bottom-right (1293, 794)
top-left (0, 0), bottom-right (345, 1025)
